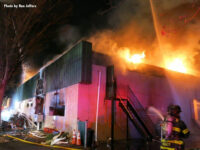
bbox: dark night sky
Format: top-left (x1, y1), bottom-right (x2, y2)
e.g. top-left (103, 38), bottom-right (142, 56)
top-left (27, 0), bottom-right (118, 70)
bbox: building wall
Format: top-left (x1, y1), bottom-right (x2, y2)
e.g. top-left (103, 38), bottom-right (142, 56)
top-left (7, 48), bottom-right (200, 145)
top-left (77, 65), bottom-right (129, 141)
top-left (13, 98), bottom-right (35, 120)
top-left (44, 84), bottom-right (79, 132)
top-left (116, 70), bottom-right (152, 108)
top-left (77, 65), bottom-right (110, 141)
top-left (115, 68), bottom-right (200, 141)
top-left (146, 72), bottom-right (200, 147)
top-left (11, 41), bottom-right (92, 103)
top-left (148, 72), bottom-right (200, 131)
top-left (10, 84), bottom-right (79, 133)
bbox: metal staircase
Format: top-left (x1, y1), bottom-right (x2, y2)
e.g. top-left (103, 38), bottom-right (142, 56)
top-left (118, 87), bottom-right (157, 141)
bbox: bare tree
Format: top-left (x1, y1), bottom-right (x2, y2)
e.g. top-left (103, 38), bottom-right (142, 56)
top-left (0, 0), bottom-right (72, 121)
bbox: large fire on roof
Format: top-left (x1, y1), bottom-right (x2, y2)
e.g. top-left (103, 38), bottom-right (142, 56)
top-left (117, 47), bottom-right (191, 74)
top-left (22, 0), bottom-right (200, 83)
top-left (119, 48), bottom-right (145, 64)
top-left (88, 0), bottom-right (200, 76)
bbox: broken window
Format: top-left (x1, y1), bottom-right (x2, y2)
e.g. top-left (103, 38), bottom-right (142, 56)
top-left (36, 79), bottom-right (44, 96)
top-left (49, 91), bottom-right (65, 116)
top-left (35, 96), bottom-right (44, 114)
top-left (35, 77), bottom-right (45, 114)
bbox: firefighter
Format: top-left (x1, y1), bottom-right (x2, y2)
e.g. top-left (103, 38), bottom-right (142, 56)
top-left (160, 105), bottom-right (190, 150)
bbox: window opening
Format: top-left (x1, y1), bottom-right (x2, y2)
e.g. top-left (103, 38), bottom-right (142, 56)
top-left (49, 90), bottom-right (65, 116)
top-left (193, 99), bottom-right (200, 121)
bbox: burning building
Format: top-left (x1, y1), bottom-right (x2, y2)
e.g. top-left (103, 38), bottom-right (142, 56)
top-left (3, 40), bottom-right (200, 148)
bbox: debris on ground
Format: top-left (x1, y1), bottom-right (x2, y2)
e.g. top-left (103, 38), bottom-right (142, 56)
top-left (42, 131), bottom-right (70, 146)
top-left (0, 112), bottom-right (73, 148)
top-left (43, 127), bottom-right (58, 133)
top-left (0, 136), bottom-right (10, 143)
top-left (0, 121), bottom-right (11, 131)
top-left (29, 130), bottom-right (47, 139)
top-left (9, 112), bottom-right (36, 129)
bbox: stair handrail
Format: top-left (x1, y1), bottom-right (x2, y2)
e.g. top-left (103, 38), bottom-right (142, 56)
top-left (126, 86), bottom-right (158, 137)
top-left (118, 97), bottom-right (151, 139)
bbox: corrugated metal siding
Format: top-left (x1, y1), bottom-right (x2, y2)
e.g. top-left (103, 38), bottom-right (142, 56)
top-left (14, 74), bottom-right (39, 101)
top-left (22, 74), bottom-right (39, 99)
top-left (92, 52), bottom-right (113, 66)
top-left (106, 66), bottom-right (115, 99)
top-left (44, 41), bottom-right (92, 92)
top-left (81, 41), bottom-right (92, 83)
top-left (13, 41), bottom-right (92, 101)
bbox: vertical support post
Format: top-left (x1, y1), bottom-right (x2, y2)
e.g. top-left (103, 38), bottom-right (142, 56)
top-left (111, 96), bottom-right (115, 150)
top-left (95, 71), bottom-right (101, 142)
top-left (84, 121), bottom-right (88, 148)
top-left (37, 122), bottom-right (40, 130)
top-left (126, 101), bottom-right (129, 141)
top-left (106, 66), bottom-right (116, 150)
top-left (111, 76), bottom-right (116, 150)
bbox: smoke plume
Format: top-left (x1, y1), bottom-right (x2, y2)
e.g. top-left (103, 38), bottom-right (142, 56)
top-left (88, 0), bottom-right (200, 76)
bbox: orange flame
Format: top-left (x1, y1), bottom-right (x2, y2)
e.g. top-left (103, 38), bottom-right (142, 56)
top-left (119, 48), bottom-right (145, 64)
top-left (165, 58), bottom-right (187, 74)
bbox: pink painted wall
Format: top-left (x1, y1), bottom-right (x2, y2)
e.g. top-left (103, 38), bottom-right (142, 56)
top-left (65, 84), bottom-right (79, 132)
top-left (77, 65), bottom-right (111, 141)
top-left (77, 65), bottom-right (128, 141)
top-left (44, 84), bottom-right (79, 133)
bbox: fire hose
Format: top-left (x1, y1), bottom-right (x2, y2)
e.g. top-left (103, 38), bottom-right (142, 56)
top-left (5, 135), bottom-right (80, 150)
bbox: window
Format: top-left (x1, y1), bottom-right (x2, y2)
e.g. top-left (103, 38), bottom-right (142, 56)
top-left (27, 101), bottom-right (33, 108)
top-left (35, 78), bottom-right (44, 114)
top-left (49, 91), bottom-right (65, 116)
top-left (35, 96), bottom-right (44, 114)
top-left (193, 99), bottom-right (200, 123)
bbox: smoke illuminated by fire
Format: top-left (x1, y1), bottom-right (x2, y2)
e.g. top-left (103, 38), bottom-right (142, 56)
top-left (88, 0), bottom-right (200, 76)
top-left (22, 64), bottom-right (37, 83)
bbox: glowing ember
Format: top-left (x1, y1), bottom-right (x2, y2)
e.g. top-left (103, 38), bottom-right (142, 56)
top-left (166, 58), bottom-right (187, 73)
top-left (120, 48), bottom-right (145, 64)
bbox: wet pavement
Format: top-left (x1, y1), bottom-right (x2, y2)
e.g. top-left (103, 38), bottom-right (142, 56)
top-left (0, 132), bottom-right (200, 150)
top-left (0, 139), bottom-right (200, 150)
top-left (88, 140), bottom-right (160, 150)
top-left (0, 139), bottom-right (159, 150)
top-left (0, 140), bottom-right (57, 150)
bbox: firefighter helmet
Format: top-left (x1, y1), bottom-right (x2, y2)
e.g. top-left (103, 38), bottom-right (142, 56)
top-left (167, 105), bottom-right (182, 116)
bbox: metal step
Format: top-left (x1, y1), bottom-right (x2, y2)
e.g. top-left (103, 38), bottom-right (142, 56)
top-left (119, 99), bottom-right (152, 140)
